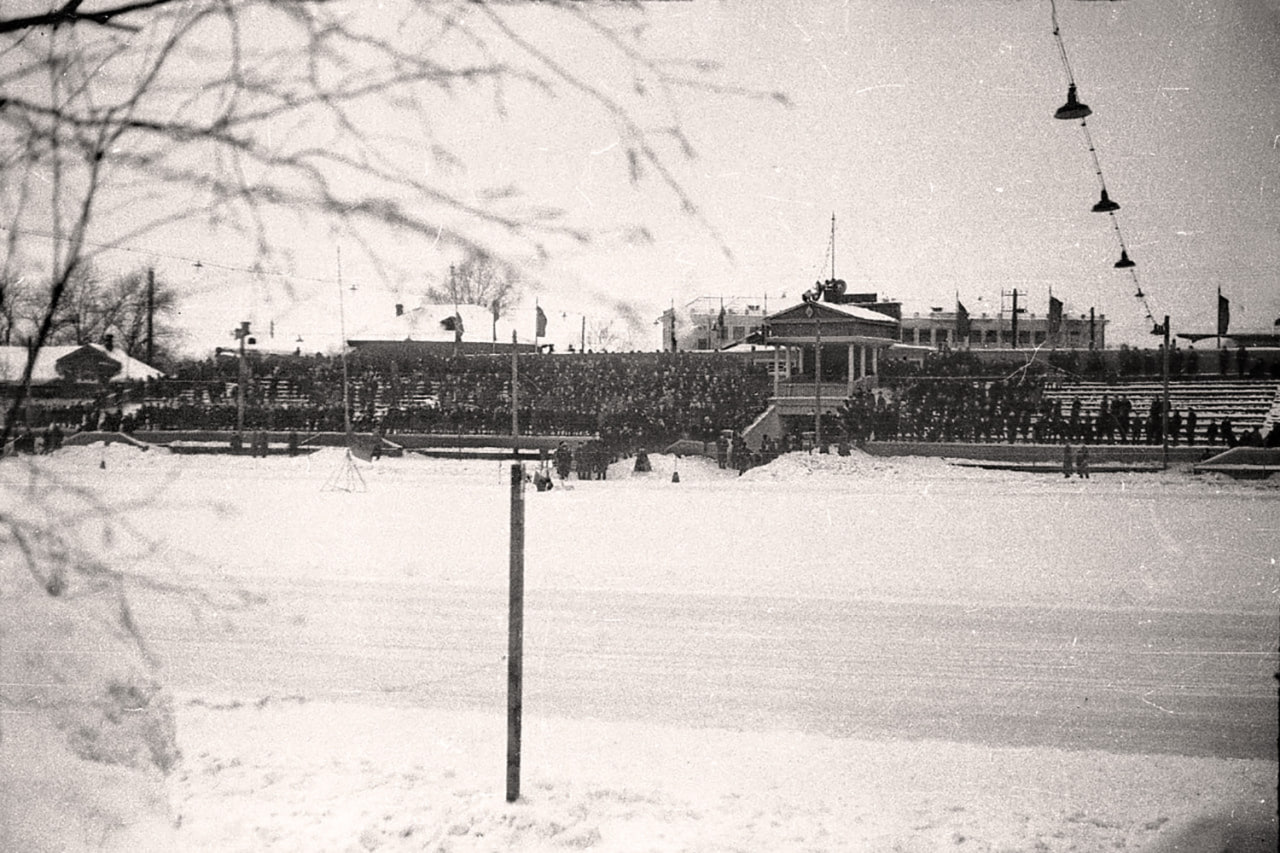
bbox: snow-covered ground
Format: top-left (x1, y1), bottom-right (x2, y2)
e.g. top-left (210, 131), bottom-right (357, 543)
top-left (2, 445), bottom-right (1277, 852)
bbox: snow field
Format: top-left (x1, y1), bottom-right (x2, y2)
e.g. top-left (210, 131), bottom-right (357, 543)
top-left (1, 444), bottom-right (1276, 851)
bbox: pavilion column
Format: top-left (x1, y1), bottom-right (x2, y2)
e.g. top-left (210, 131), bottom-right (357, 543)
top-left (871, 346), bottom-right (879, 376)
top-left (773, 346), bottom-right (780, 398)
top-left (860, 345), bottom-right (867, 380)
top-left (847, 344), bottom-right (855, 396)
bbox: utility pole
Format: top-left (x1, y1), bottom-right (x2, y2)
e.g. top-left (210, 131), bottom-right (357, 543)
top-left (146, 267), bottom-right (155, 364)
top-left (510, 330), bottom-right (519, 443)
top-left (1011, 289), bottom-right (1021, 349)
top-left (337, 248), bottom-right (351, 435)
top-left (1002, 289), bottom-right (1027, 349)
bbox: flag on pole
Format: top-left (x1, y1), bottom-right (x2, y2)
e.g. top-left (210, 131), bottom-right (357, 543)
top-left (955, 300), bottom-right (971, 339)
top-left (535, 304), bottom-right (548, 338)
top-left (1217, 290), bottom-right (1230, 337)
top-left (1048, 295), bottom-right (1063, 334)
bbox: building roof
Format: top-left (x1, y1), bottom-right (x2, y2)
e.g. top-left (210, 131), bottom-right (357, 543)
top-left (766, 300), bottom-right (898, 326)
top-left (0, 344), bottom-right (164, 385)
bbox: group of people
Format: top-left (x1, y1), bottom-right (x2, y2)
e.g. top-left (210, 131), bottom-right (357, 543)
top-left (1062, 443), bottom-right (1091, 479)
top-left (124, 350), bottom-right (774, 458)
top-left (6, 346), bottom-right (1278, 462)
top-left (834, 378), bottom-right (1272, 449)
top-left (839, 379), bottom-right (1057, 444)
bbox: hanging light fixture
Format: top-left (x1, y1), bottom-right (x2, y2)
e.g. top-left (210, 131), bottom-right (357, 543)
top-left (1115, 250), bottom-right (1136, 269)
top-left (1134, 287), bottom-right (1145, 298)
top-left (1092, 188), bottom-right (1120, 213)
top-left (1054, 83), bottom-right (1091, 120)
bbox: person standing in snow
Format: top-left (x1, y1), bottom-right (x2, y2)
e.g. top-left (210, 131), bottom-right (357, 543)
top-left (1076, 445), bottom-right (1090, 479)
top-left (553, 441), bottom-right (573, 480)
top-left (1062, 443), bottom-right (1074, 478)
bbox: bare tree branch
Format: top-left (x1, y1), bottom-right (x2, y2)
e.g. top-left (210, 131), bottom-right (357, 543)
top-left (0, 0), bottom-right (202, 34)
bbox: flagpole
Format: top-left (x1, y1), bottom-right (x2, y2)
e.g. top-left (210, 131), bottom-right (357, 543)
top-left (534, 298), bottom-right (540, 353)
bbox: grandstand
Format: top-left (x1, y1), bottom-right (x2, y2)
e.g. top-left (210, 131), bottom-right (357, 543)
top-left (1042, 379), bottom-right (1278, 444)
top-left (7, 345), bottom-right (1279, 467)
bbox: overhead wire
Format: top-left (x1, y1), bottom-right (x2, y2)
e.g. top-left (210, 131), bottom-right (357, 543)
top-left (0, 222), bottom-right (343, 287)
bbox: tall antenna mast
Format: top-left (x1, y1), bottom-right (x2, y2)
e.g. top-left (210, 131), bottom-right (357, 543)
top-left (831, 212), bottom-right (836, 281)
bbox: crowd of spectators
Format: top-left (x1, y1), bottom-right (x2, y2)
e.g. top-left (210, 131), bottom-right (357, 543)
top-left (97, 350), bottom-right (773, 455)
top-left (836, 378), bottom-right (1276, 449)
top-left (839, 377), bottom-right (1049, 444)
top-left (4, 346), bottom-right (1278, 456)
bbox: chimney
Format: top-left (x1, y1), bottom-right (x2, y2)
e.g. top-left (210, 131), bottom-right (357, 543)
top-left (395, 303), bottom-right (404, 317)
top-left (103, 333), bottom-right (114, 351)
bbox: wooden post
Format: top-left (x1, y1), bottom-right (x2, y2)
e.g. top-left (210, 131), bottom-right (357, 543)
top-left (1161, 316), bottom-right (1170, 471)
top-left (506, 462), bottom-right (525, 803)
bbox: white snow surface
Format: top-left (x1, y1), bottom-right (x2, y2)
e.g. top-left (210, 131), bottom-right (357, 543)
top-left (2, 445), bottom-right (1276, 852)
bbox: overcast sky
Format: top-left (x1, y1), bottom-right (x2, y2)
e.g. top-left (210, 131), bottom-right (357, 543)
top-left (12, 0), bottom-right (1278, 354)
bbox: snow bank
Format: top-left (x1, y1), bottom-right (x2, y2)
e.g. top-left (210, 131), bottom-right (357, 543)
top-left (605, 451), bottom-right (735, 483)
top-left (741, 449), bottom-right (1014, 482)
top-left (1, 454), bottom-right (179, 851)
top-left (0, 540), bottom-right (177, 850)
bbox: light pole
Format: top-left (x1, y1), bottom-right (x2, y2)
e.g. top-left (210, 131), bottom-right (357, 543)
top-left (234, 321), bottom-right (251, 449)
top-left (806, 303), bottom-right (822, 449)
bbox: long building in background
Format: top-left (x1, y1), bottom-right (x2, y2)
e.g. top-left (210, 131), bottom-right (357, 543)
top-left (661, 293), bottom-right (1106, 352)
top-left (898, 305), bottom-right (1106, 351)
